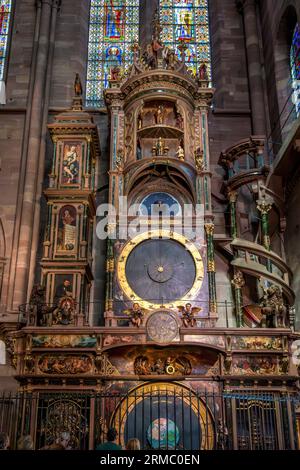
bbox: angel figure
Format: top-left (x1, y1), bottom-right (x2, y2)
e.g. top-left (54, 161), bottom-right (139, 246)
top-left (178, 303), bottom-right (201, 328)
top-left (124, 302), bottom-right (148, 328)
top-left (176, 144), bottom-right (185, 161)
top-left (155, 104), bottom-right (165, 125)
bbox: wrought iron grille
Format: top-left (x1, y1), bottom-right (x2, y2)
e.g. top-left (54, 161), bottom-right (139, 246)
top-left (0, 390), bottom-right (299, 450)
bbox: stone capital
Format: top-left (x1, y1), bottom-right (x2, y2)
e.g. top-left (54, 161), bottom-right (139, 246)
top-left (204, 223), bottom-right (214, 236)
top-left (231, 270), bottom-right (245, 289)
top-left (227, 190), bottom-right (238, 204)
top-left (256, 198), bottom-right (273, 215)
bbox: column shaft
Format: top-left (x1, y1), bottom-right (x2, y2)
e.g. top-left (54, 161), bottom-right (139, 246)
top-left (241, 0), bottom-right (266, 134)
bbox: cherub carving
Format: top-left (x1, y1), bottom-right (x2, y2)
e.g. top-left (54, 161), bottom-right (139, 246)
top-left (178, 303), bottom-right (201, 327)
top-left (124, 302), bottom-right (148, 328)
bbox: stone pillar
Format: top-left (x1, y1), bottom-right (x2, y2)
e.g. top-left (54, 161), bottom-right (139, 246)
top-left (256, 199), bottom-right (273, 251)
top-left (228, 190), bottom-right (238, 239)
top-left (205, 223), bottom-right (217, 316)
top-left (10, 0), bottom-right (60, 310)
top-left (238, 0), bottom-right (266, 135)
top-left (105, 237), bottom-right (115, 312)
top-left (231, 270), bottom-right (245, 327)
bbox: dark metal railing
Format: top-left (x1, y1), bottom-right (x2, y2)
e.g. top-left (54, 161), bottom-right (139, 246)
top-left (0, 390), bottom-right (299, 450)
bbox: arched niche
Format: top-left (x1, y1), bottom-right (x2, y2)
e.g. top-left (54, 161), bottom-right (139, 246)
top-left (125, 160), bottom-right (197, 206)
top-left (274, 6), bottom-right (298, 143)
top-left (124, 95), bottom-right (194, 165)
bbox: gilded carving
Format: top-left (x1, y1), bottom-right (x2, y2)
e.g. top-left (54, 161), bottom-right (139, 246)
top-left (94, 354), bottom-right (120, 376)
top-left (231, 271), bottom-right (245, 289)
top-left (256, 199), bottom-right (273, 215)
top-left (204, 223), bottom-right (214, 236)
top-left (134, 355), bottom-right (192, 376)
top-left (194, 147), bottom-right (204, 171)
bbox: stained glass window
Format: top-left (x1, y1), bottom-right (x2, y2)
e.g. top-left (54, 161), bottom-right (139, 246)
top-left (0, 0), bottom-right (12, 80)
top-left (86, 0), bottom-right (139, 108)
top-left (159, 0), bottom-right (211, 80)
top-left (290, 23), bottom-right (300, 118)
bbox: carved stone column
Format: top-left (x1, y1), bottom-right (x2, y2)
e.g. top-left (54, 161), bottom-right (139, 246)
top-left (228, 190), bottom-right (238, 239)
top-left (231, 270), bottom-right (245, 327)
top-left (256, 199), bottom-right (273, 251)
top-left (105, 227), bottom-right (115, 312)
top-left (205, 223), bottom-right (217, 316)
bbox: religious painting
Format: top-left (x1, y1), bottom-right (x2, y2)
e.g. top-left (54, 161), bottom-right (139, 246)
top-left (229, 356), bottom-right (282, 375)
top-left (32, 334), bottom-right (97, 348)
top-left (53, 274), bottom-right (74, 303)
top-left (61, 142), bottom-right (81, 185)
top-left (57, 205), bottom-right (77, 253)
top-left (231, 336), bottom-right (283, 351)
top-left (104, 0), bottom-right (125, 40)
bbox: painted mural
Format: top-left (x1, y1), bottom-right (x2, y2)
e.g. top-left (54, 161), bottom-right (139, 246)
top-left (32, 335), bottom-right (97, 348)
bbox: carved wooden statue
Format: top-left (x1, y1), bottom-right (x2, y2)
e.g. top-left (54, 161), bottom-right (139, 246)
top-left (259, 284), bottom-right (286, 328)
top-left (176, 144), bottom-right (185, 161)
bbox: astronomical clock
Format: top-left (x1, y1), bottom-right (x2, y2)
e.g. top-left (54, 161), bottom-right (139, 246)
top-left (6, 16), bottom-right (300, 452)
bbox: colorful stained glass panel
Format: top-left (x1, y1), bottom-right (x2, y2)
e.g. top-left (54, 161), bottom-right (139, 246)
top-left (0, 0), bottom-right (12, 80)
top-left (160, 0), bottom-right (211, 79)
top-left (86, 0), bottom-right (139, 108)
top-left (290, 23), bottom-right (300, 118)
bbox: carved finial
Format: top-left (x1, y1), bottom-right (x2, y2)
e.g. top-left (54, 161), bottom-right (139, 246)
top-left (74, 73), bottom-right (83, 97)
top-left (152, 7), bottom-right (162, 41)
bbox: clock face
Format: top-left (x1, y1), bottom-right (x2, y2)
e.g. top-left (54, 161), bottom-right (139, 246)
top-left (146, 311), bottom-right (179, 344)
top-left (125, 239), bottom-right (196, 305)
top-left (117, 230), bottom-right (204, 309)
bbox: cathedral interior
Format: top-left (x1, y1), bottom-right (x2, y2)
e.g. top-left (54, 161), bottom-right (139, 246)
top-left (0, 0), bottom-right (300, 451)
